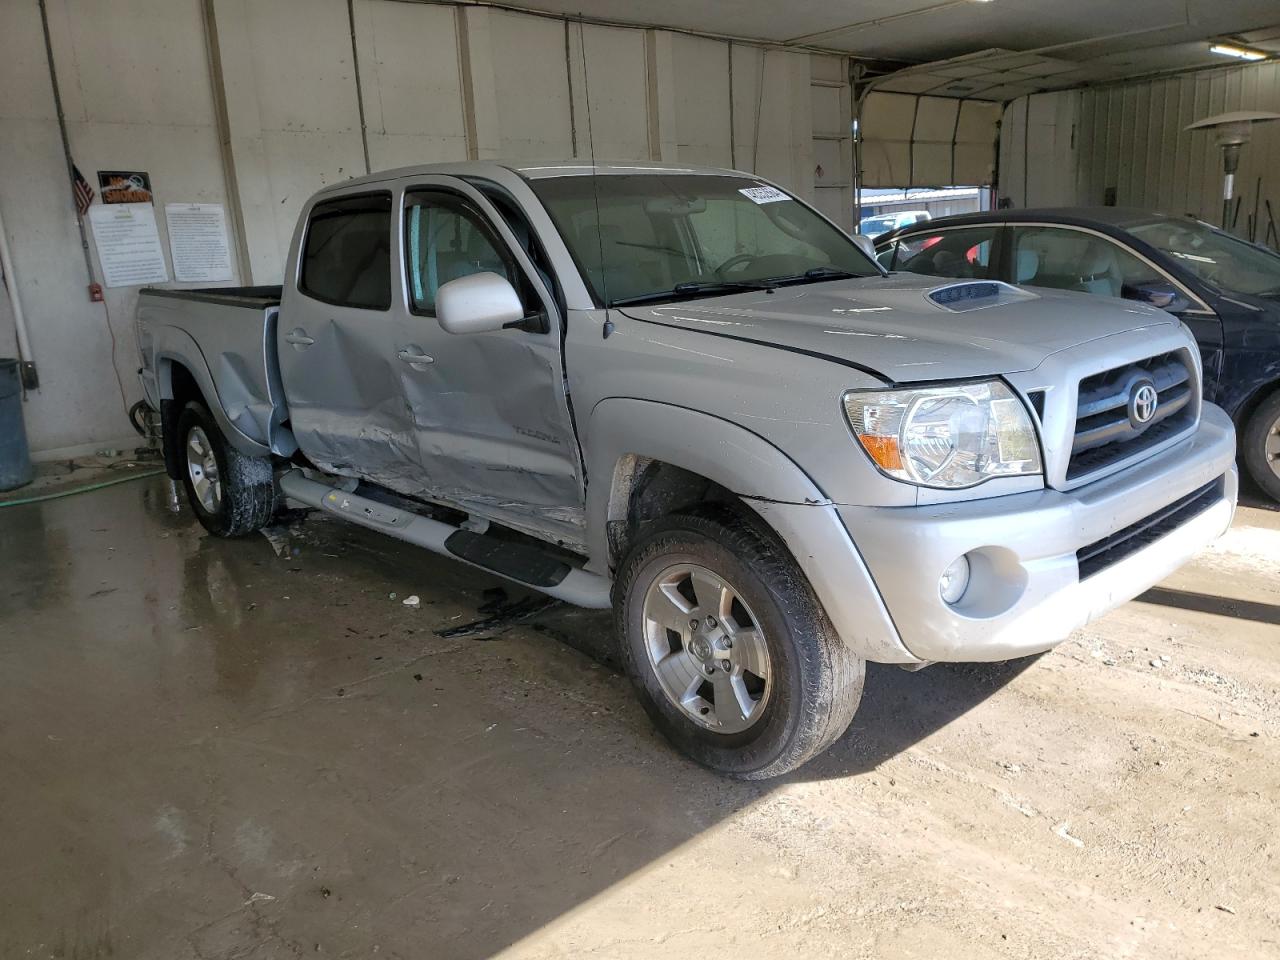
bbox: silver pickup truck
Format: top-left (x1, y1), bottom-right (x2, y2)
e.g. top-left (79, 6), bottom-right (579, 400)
top-left (136, 161), bottom-right (1238, 778)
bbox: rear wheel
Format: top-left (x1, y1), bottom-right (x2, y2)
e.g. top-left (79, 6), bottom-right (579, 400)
top-left (615, 506), bottom-right (864, 779)
top-left (176, 401), bottom-right (276, 537)
top-left (1242, 391), bottom-right (1280, 503)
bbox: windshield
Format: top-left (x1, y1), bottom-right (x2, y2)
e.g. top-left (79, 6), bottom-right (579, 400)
top-left (1127, 218), bottom-right (1280, 298)
top-left (528, 173), bottom-right (880, 306)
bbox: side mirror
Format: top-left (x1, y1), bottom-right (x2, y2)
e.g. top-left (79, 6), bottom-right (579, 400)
top-left (436, 272), bottom-right (526, 335)
top-left (851, 233), bottom-right (877, 261)
top-left (1129, 280), bottom-right (1192, 314)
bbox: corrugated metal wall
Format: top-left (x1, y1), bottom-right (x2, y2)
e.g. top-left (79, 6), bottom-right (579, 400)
top-left (1002, 60), bottom-right (1280, 243)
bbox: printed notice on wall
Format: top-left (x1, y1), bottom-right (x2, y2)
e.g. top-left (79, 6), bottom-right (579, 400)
top-left (88, 202), bottom-right (169, 288)
top-left (165, 203), bottom-right (234, 283)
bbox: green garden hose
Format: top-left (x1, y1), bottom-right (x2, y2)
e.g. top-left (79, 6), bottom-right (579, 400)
top-left (0, 469), bottom-right (166, 508)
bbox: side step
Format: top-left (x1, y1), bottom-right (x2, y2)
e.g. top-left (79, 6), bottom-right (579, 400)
top-left (278, 470), bottom-right (612, 609)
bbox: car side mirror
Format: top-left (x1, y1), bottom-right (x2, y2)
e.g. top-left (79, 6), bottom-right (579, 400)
top-left (1129, 280), bottom-right (1192, 314)
top-left (436, 272), bottom-right (527, 335)
top-left (851, 233), bottom-right (877, 261)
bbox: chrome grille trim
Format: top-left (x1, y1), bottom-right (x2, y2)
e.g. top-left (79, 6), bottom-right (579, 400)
top-left (1066, 350), bottom-right (1199, 482)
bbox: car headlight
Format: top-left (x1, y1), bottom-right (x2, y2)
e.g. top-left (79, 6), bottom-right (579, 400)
top-left (843, 380), bottom-right (1042, 489)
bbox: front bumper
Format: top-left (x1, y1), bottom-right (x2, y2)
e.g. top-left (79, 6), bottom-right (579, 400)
top-left (837, 403), bottom-right (1238, 663)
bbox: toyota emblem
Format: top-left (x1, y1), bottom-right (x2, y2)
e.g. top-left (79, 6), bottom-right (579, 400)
top-left (1129, 381), bottom-right (1159, 426)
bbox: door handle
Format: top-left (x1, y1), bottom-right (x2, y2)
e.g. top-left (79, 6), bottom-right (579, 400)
top-left (285, 328), bottom-right (315, 347)
top-left (396, 348), bottom-right (434, 366)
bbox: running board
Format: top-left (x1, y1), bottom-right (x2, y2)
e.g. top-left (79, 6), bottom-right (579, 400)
top-left (278, 470), bottom-right (611, 609)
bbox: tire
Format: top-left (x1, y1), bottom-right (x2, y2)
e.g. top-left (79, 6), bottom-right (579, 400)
top-left (1242, 390), bottom-right (1280, 503)
top-left (614, 504), bottom-right (864, 779)
top-left (175, 401), bottom-right (276, 537)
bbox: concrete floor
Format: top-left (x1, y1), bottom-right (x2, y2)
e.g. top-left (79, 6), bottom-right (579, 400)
top-left (2, 475), bottom-right (1277, 959)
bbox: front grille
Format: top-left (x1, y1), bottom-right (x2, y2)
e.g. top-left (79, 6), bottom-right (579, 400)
top-left (1066, 351), bottom-right (1197, 481)
top-left (1076, 481), bottom-right (1220, 580)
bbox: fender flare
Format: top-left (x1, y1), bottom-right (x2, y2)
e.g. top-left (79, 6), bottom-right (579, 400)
top-left (583, 398), bottom-right (915, 664)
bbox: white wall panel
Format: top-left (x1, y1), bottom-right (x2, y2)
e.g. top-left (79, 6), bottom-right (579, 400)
top-left (567, 23), bottom-right (649, 161)
top-left (490, 12), bottom-right (574, 159)
top-left (353, 0), bottom-right (468, 171)
top-left (0, 1), bottom-right (850, 453)
top-left (670, 33), bottom-right (732, 168)
top-left (0, 0), bottom-right (232, 454)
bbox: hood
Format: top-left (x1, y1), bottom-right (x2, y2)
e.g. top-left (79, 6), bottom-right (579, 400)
top-left (617, 273), bottom-right (1178, 384)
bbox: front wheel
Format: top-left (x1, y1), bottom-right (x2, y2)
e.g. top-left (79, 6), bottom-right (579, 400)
top-left (175, 401), bottom-right (276, 537)
top-left (615, 506), bottom-right (864, 779)
top-left (1242, 391), bottom-right (1280, 503)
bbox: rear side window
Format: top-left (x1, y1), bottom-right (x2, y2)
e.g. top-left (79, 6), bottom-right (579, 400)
top-left (892, 226), bottom-right (997, 280)
top-left (299, 193), bottom-right (392, 310)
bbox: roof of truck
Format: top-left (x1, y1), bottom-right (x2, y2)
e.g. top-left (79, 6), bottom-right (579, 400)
top-left (318, 159), bottom-right (745, 194)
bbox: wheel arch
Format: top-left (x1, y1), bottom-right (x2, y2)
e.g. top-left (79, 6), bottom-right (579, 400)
top-left (584, 398), bottom-right (915, 664)
top-left (585, 399), bottom-right (830, 571)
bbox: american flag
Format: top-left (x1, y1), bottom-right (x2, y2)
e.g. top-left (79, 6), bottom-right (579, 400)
top-left (72, 165), bottom-right (94, 216)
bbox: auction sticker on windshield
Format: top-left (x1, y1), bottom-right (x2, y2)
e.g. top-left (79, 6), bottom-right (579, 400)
top-left (739, 185), bottom-right (789, 204)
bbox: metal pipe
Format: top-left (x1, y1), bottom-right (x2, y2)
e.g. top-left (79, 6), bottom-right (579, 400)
top-left (0, 202), bottom-right (34, 367)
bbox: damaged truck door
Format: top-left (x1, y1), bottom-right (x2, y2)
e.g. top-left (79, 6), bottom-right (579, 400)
top-left (392, 183), bottom-right (585, 544)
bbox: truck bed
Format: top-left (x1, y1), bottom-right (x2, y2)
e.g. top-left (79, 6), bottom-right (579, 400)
top-left (136, 286), bottom-right (287, 454)
top-left (140, 285), bottom-right (283, 309)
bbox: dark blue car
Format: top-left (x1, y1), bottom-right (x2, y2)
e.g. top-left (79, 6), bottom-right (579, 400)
top-left (875, 208), bottom-right (1280, 501)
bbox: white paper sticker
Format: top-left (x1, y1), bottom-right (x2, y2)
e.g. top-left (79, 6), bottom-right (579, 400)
top-left (738, 185), bottom-right (790, 205)
top-left (88, 202), bottom-right (169, 288)
top-left (165, 203), bottom-right (234, 283)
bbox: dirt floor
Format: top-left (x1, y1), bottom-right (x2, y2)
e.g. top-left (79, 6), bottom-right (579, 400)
top-left (1, 473), bottom-right (1276, 959)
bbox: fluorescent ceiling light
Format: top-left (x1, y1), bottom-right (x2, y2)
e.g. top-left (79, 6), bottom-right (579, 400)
top-left (1209, 43), bottom-right (1267, 61)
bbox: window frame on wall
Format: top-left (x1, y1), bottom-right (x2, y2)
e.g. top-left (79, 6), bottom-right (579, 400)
top-left (297, 191), bottom-right (394, 312)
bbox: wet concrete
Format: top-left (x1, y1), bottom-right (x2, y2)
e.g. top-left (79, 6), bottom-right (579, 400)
top-left (2, 477), bottom-right (1277, 959)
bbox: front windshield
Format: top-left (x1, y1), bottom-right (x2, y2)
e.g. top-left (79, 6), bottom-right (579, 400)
top-left (1128, 218), bottom-right (1280, 298)
top-left (528, 173), bottom-right (880, 306)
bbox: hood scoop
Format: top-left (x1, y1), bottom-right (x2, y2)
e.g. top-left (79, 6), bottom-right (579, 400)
top-left (927, 280), bottom-right (1035, 312)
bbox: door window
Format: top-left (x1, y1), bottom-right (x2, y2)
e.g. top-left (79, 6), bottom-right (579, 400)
top-left (1008, 226), bottom-right (1164, 301)
top-left (299, 193), bottom-right (392, 310)
top-left (891, 226), bottom-right (996, 280)
top-left (404, 193), bottom-right (518, 315)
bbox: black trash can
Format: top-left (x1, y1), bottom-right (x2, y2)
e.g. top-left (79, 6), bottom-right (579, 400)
top-left (0, 358), bottom-right (34, 492)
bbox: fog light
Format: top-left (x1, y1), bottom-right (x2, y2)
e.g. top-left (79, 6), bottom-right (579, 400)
top-left (939, 555), bottom-right (971, 605)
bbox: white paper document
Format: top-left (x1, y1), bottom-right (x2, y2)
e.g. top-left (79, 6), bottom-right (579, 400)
top-left (88, 202), bottom-right (169, 288)
top-left (165, 203), bottom-right (234, 283)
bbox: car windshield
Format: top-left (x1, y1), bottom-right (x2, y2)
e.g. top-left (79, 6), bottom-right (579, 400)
top-left (528, 173), bottom-right (879, 306)
top-left (1127, 218), bottom-right (1280, 298)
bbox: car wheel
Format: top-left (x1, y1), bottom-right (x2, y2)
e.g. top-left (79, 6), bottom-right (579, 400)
top-left (615, 504), bottom-right (864, 779)
top-left (1242, 391), bottom-right (1280, 503)
top-left (176, 401), bottom-right (276, 537)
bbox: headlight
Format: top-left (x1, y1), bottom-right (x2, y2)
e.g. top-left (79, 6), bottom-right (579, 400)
top-left (843, 380), bottom-right (1042, 489)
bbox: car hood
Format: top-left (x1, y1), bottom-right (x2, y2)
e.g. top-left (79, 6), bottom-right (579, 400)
top-left (617, 273), bottom-right (1178, 383)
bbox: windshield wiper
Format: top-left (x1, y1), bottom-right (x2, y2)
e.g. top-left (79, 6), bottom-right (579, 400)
top-left (610, 279), bottom-right (777, 307)
top-left (770, 267), bottom-right (860, 286)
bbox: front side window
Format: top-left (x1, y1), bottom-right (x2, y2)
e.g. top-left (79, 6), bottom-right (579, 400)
top-left (404, 192), bottom-right (517, 315)
top-left (1009, 226), bottom-right (1162, 300)
top-left (528, 174), bottom-right (879, 306)
top-left (892, 226), bottom-right (996, 280)
top-left (1127, 218), bottom-right (1280, 299)
top-left (299, 193), bottom-right (391, 310)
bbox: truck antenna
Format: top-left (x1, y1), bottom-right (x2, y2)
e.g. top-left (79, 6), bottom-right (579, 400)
top-left (577, 20), bottom-right (610, 327)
